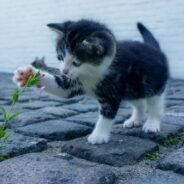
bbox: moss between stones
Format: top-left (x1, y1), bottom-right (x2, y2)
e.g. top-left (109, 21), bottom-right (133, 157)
top-left (0, 154), bottom-right (9, 162)
top-left (164, 136), bottom-right (180, 147)
top-left (143, 151), bottom-right (160, 161)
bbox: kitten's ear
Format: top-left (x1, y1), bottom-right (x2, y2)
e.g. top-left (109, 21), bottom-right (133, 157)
top-left (47, 23), bottom-right (64, 34)
top-left (47, 21), bottom-right (74, 36)
top-left (81, 39), bottom-right (104, 57)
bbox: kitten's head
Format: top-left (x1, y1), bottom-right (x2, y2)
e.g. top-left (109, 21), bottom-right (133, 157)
top-left (47, 20), bottom-right (116, 80)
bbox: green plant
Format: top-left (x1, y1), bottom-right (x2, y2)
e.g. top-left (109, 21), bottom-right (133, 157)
top-left (144, 151), bottom-right (160, 161)
top-left (0, 71), bottom-right (40, 147)
top-left (164, 136), bottom-right (180, 147)
top-left (0, 154), bottom-right (9, 161)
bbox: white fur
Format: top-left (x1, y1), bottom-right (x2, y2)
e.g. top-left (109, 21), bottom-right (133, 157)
top-left (143, 94), bottom-right (165, 133)
top-left (13, 65), bottom-right (71, 98)
top-left (60, 50), bottom-right (74, 74)
top-left (123, 94), bottom-right (165, 133)
top-left (72, 56), bottom-right (112, 95)
top-left (88, 115), bottom-right (114, 144)
top-left (60, 49), bottom-right (113, 96)
top-left (123, 99), bottom-right (147, 128)
top-left (40, 71), bottom-right (71, 98)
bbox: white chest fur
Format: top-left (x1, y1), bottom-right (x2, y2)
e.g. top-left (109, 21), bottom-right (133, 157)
top-left (79, 56), bottom-right (112, 97)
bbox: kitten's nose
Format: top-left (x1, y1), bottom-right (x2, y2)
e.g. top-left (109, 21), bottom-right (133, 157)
top-left (63, 69), bottom-right (68, 75)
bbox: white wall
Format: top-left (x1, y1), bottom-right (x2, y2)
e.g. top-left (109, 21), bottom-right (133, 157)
top-left (0, 0), bottom-right (184, 79)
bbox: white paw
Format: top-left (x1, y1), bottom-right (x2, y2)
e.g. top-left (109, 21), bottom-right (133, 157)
top-left (123, 118), bottom-right (141, 128)
top-left (87, 131), bottom-right (110, 144)
top-left (142, 120), bottom-right (160, 133)
top-left (12, 65), bottom-right (37, 87)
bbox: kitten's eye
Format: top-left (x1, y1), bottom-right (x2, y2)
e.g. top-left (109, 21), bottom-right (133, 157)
top-left (72, 61), bottom-right (81, 67)
top-left (56, 47), bottom-right (64, 61)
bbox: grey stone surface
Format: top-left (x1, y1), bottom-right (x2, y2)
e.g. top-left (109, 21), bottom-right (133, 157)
top-left (167, 104), bottom-right (184, 113)
top-left (115, 107), bottom-right (131, 123)
top-left (0, 90), bottom-right (48, 103)
top-left (66, 111), bottom-right (98, 127)
top-left (158, 146), bottom-right (184, 175)
top-left (41, 95), bottom-right (85, 104)
top-left (0, 100), bottom-right (10, 105)
top-left (0, 132), bottom-right (47, 157)
top-left (0, 153), bottom-right (116, 184)
top-left (10, 94), bottom-right (46, 103)
top-left (0, 105), bottom-right (27, 122)
top-left (166, 99), bottom-right (184, 113)
top-left (8, 110), bottom-right (56, 128)
top-left (61, 135), bottom-right (158, 166)
top-left (0, 114), bottom-right (4, 121)
top-left (66, 108), bottom-right (130, 127)
top-left (119, 170), bottom-right (184, 184)
top-left (166, 99), bottom-right (184, 107)
top-left (113, 123), bottom-right (183, 144)
top-left (63, 102), bottom-right (98, 113)
top-left (17, 119), bottom-right (92, 141)
top-left (162, 114), bottom-right (184, 127)
top-left (16, 100), bottom-right (62, 110)
top-left (40, 106), bottom-right (77, 118)
top-left (1, 73), bottom-right (184, 183)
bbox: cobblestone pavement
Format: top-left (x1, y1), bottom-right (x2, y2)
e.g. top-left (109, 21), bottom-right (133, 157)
top-left (0, 72), bottom-right (184, 184)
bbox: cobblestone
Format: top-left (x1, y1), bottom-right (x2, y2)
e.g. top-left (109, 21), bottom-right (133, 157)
top-left (0, 73), bottom-right (184, 183)
top-left (0, 132), bottom-right (47, 158)
top-left (17, 119), bottom-right (92, 141)
top-left (158, 146), bottom-right (184, 175)
top-left (0, 153), bottom-right (116, 184)
top-left (113, 123), bottom-right (183, 144)
top-left (61, 135), bottom-right (158, 166)
top-left (119, 170), bottom-right (184, 184)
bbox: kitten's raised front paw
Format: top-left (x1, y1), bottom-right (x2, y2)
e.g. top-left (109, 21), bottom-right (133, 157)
top-left (142, 120), bottom-right (160, 133)
top-left (87, 131), bottom-right (110, 144)
top-left (12, 65), bottom-right (37, 87)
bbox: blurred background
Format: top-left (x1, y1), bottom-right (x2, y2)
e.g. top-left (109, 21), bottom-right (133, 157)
top-left (0, 0), bottom-right (183, 78)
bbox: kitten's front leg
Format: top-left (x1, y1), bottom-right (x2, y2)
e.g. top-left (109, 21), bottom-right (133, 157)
top-left (88, 115), bottom-right (114, 144)
top-left (13, 65), bottom-right (80, 98)
top-left (88, 103), bottom-right (118, 144)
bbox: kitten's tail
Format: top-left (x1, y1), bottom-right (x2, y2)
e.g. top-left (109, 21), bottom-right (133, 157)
top-left (137, 22), bottom-right (160, 50)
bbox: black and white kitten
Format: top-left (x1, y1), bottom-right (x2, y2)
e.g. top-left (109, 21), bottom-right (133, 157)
top-left (13, 20), bottom-right (169, 144)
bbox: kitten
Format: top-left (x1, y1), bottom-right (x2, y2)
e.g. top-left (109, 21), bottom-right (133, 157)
top-left (13, 20), bottom-right (169, 144)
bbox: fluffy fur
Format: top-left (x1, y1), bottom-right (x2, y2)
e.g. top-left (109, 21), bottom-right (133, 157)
top-left (13, 20), bottom-right (169, 144)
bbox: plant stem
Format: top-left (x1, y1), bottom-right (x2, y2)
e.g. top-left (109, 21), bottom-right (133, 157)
top-left (1, 70), bottom-right (40, 147)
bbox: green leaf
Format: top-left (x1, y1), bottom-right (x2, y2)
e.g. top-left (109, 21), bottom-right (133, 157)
top-left (13, 89), bottom-right (20, 104)
top-left (27, 71), bottom-right (40, 87)
top-left (2, 132), bottom-right (11, 144)
top-left (4, 127), bottom-right (10, 133)
top-left (0, 127), bottom-right (6, 138)
top-left (1, 107), bottom-right (7, 121)
top-left (8, 112), bottom-right (21, 121)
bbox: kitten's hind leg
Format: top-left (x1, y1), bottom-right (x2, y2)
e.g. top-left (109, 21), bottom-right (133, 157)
top-left (123, 99), bottom-right (147, 128)
top-left (143, 93), bottom-right (164, 133)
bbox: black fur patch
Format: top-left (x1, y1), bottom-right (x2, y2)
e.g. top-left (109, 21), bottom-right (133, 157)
top-left (49, 19), bottom-right (116, 65)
